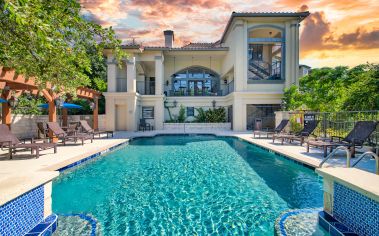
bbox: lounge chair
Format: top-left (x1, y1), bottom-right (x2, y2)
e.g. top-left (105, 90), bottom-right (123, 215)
top-left (307, 121), bottom-right (378, 157)
top-left (273, 120), bottom-right (320, 146)
top-left (0, 124), bottom-right (57, 159)
top-left (139, 119), bottom-right (152, 131)
top-left (47, 122), bottom-right (93, 145)
top-left (37, 122), bottom-right (49, 139)
top-left (253, 119), bottom-right (289, 138)
top-left (79, 120), bottom-right (113, 138)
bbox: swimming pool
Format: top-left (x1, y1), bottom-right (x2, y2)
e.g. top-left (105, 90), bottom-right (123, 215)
top-left (53, 135), bottom-right (323, 235)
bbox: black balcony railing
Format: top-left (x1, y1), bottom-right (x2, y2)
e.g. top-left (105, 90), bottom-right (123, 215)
top-left (137, 81), bottom-right (155, 95)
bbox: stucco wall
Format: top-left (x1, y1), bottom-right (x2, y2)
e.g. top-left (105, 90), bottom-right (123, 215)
top-left (7, 114), bottom-right (106, 138)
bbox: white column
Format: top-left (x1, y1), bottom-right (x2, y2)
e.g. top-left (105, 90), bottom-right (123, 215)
top-left (105, 95), bottom-right (115, 131)
top-left (232, 97), bottom-right (246, 131)
top-left (284, 22), bottom-right (292, 88)
top-left (154, 98), bottom-right (164, 130)
top-left (293, 21), bottom-right (300, 86)
top-left (234, 20), bottom-right (246, 92)
top-left (107, 55), bottom-right (117, 92)
top-left (127, 57), bottom-right (136, 93)
top-left (155, 56), bottom-right (164, 95)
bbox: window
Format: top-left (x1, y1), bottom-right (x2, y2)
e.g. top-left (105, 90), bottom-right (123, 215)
top-left (142, 106), bottom-right (154, 119)
top-left (187, 107), bottom-right (194, 117)
top-left (170, 67), bottom-right (220, 96)
top-left (248, 27), bottom-right (284, 82)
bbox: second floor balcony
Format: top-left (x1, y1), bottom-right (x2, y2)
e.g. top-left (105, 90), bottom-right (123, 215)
top-left (165, 80), bottom-right (234, 97)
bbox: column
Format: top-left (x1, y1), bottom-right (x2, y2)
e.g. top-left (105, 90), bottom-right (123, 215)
top-left (48, 99), bottom-right (57, 143)
top-left (284, 22), bottom-right (292, 88)
top-left (155, 55), bottom-right (164, 95)
top-left (1, 90), bottom-right (11, 128)
top-left (154, 98), bottom-right (164, 130)
top-left (234, 20), bottom-right (246, 92)
top-left (293, 21), bottom-right (300, 86)
top-left (93, 97), bottom-right (99, 130)
top-left (127, 57), bottom-right (136, 93)
top-left (107, 55), bottom-right (117, 92)
top-left (232, 98), bottom-right (246, 131)
top-left (105, 96), bottom-right (115, 131)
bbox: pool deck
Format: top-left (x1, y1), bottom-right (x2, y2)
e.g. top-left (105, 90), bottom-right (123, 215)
top-left (0, 130), bottom-right (377, 205)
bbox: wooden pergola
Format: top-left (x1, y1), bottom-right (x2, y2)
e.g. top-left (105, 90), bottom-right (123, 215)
top-left (0, 66), bottom-right (101, 141)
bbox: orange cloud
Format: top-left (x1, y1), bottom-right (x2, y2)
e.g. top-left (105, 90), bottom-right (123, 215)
top-left (80, 0), bottom-right (379, 67)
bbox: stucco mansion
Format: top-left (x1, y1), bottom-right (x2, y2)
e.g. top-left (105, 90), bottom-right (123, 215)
top-left (104, 11), bottom-right (310, 131)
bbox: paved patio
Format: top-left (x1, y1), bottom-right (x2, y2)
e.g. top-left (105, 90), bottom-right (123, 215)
top-left (1, 130), bottom-right (376, 177)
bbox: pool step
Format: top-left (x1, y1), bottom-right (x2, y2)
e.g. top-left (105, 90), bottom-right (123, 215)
top-left (25, 214), bottom-right (58, 236)
top-left (318, 211), bottom-right (359, 236)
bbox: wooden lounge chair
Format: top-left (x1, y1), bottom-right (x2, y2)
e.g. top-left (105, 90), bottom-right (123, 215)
top-left (79, 120), bottom-right (113, 138)
top-left (253, 119), bottom-right (289, 138)
top-left (307, 121), bottom-right (378, 157)
top-left (47, 122), bottom-right (93, 145)
top-left (273, 120), bottom-right (320, 146)
top-left (0, 124), bottom-right (57, 159)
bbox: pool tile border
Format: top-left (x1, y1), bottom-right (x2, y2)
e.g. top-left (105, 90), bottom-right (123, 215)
top-left (56, 134), bottom-right (316, 173)
top-left (274, 208), bottom-right (320, 236)
top-left (57, 141), bottom-right (128, 172)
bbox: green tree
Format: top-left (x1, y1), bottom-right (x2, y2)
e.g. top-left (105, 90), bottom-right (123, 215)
top-left (283, 64), bottom-right (379, 112)
top-left (0, 0), bottom-right (126, 93)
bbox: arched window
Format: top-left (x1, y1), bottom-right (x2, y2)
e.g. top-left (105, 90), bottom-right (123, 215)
top-left (170, 67), bottom-right (220, 96)
top-left (248, 26), bottom-right (284, 82)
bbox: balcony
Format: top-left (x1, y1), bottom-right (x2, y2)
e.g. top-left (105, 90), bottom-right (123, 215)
top-left (165, 80), bottom-right (234, 97)
top-left (137, 81), bottom-right (155, 95)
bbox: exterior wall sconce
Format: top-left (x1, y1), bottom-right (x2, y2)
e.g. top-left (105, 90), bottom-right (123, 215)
top-left (3, 85), bottom-right (10, 91)
top-left (224, 79), bottom-right (228, 84)
top-left (54, 97), bottom-right (64, 107)
top-left (8, 96), bottom-right (19, 108)
top-left (173, 100), bottom-right (178, 107)
top-left (212, 100), bottom-right (216, 108)
top-left (166, 80), bottom-right (169, 86)
top-left (89, 101), bottom-right (96, 111)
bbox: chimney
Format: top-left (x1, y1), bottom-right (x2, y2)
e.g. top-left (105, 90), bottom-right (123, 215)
top-left (164, 30), bottom-right (174, 48)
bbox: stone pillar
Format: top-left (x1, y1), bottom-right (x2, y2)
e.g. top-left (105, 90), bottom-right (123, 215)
top-left (232, 98), bottom-right (246, 131)
top-left (105, 95), bottom-right (115, 131)
top-left (154, 97), bottom-right (164, 130)
top-left (155, 56), bottom-right (164, 95)
top-left (127, 58), bottom-right (136, 93)
top-left (107, 55), bottom-right (117, 92)
top-left (234, 20), bottom-right (246, 92)
top-left (44, 182), bottom-right (52, 217)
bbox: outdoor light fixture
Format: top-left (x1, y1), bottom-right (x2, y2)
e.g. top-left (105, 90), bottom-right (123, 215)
top-left (166, 80), bottom-right (169, 86)
top-left (89, 101), bottom-right (96, 111)
top-left (3, 85), bottom-right (10, 91)
top-left (212, 100), bottom-right (216, 108)
top-left (54, 97), bottom-right (64, 107)
top-left (224, 79), bottom-right (228, 84)
top-left (8, 96), bottom-right (19, 108)
top-left (173, 100), bottom-right (178, 107)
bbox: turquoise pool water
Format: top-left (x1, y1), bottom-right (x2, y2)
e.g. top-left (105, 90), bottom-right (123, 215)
top-left (53, 135), bottom-right (323, 235)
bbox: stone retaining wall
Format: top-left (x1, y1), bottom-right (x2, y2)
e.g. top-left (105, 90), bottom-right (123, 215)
top-left (7, 114), bottom-right (106, 138)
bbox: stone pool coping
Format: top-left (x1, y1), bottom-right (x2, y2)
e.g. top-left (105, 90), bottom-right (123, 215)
top-left (0, 131), bottom-right (377, 207)
top-left (317, 167), bottom-right (379, 202)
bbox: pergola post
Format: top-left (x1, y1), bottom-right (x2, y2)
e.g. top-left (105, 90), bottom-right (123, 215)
top-left (93, 97), bottom-right (99, 130)
top-left (1, 91), bottom-right (11, 128)
top-left (62, 108), bottom-right (68, 128)
top-left (48, 100), bottom-right (57, 143)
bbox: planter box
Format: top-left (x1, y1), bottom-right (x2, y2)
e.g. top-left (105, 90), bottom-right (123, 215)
top-left (163, 123), bottom-right (231, 132)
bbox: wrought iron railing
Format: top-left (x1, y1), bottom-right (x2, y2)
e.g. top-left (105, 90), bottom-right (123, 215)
top-left (136, 81), bottom-right (155, 95)
top-left (288, 110), bottom-right (379, 146)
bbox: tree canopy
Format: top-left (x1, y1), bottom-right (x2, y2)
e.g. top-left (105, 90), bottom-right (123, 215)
top-left (283, 64), bottom-right (379, 112)
top-left (0, 0), bottom-right (125, 93)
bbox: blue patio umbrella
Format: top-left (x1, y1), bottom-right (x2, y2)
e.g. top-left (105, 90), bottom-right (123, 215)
top-left (0, 98), bottom-right (7, 103)
top-left (38, 102), bottom-right (82, 109)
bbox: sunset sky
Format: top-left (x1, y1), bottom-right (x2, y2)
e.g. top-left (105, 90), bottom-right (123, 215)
top-left (80, 0), bottom-right (379, 68)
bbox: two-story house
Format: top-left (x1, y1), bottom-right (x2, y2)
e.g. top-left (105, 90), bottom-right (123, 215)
top-left (104, 11), bottom-right (309, 131)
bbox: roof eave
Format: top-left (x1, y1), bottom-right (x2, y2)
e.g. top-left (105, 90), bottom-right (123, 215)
top-left (220, 11), bottom-right (310, 43)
